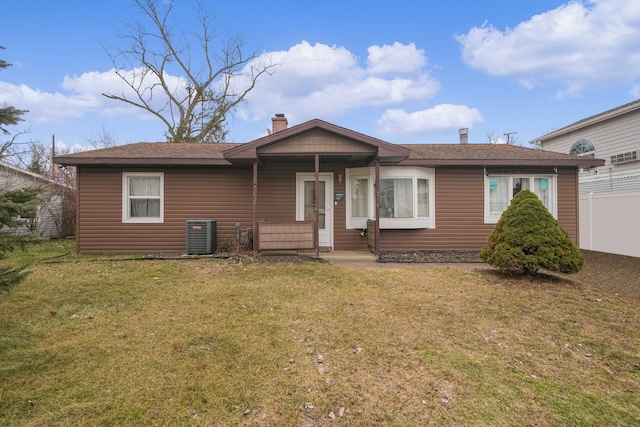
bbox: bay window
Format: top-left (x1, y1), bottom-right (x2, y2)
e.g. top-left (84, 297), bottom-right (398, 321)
top-left (485, 174), bottom-right (556, 223)
top-left (346, 167), bottom-right (435, 229)
top-left (351, 177), bottom-right (369, 218)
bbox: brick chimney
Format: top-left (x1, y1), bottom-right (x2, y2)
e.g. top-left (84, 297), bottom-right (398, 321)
top-left (459, 128), bottom-right (469, 144)
top-left (272, 113), bottom-right (288, 133)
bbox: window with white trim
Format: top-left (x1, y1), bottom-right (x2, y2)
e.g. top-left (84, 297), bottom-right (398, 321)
top-left (484, 174), bottom-right (556, 223)
top-left (122, 172), bottom-right (164, 223)
top-left (346, 167), bottom-right (435, 229)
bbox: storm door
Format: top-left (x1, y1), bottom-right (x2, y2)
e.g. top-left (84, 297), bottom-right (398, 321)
top-left (296, 173), bottom-right (333, 248)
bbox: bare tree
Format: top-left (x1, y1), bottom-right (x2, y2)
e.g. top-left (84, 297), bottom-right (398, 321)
top-left (85, 125), bottom-right (118, 150)
top-left (485, 130), bottom-right (520, 145)
top-left (46, 164), bottom-right (76, 238)
top-left (102, 0), bottom-right (277, 142)
top-left (485, 130), bottom-right (499, 144)
top-left (1, 131), bottom-right (31, 162)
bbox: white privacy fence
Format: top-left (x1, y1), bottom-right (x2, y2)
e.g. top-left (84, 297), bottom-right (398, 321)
top-left (579, 192), bottom-right (640, 258)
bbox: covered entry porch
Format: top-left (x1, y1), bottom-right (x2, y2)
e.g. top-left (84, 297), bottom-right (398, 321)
top-left (222, 116), bottom-right (410, 255)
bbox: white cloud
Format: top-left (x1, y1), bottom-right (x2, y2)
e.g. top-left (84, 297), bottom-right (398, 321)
top-left (456, 0), bottom-right (640, 96)
top-left (238, 41), bottom-right (440, 125)
top-left (0, 82), bottom-right (103, 124)
top-left (3, 40), bottom-right (483, 141)
top-left (376, 104), bottom-right (483, 135)
top-left (631, 84), bottom-right (640, 98)
top-left (0, 69), bottom-right (163, 125)
top-left (367, 42), bottom-right (427, 75)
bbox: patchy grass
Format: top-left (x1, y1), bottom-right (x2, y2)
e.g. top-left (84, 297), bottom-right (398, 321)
top-left (0, 242), bottom-right (638, 426)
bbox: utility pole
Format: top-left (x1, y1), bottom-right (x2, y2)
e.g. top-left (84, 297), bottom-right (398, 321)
top-left (503, 131), bottom-right (518, 145)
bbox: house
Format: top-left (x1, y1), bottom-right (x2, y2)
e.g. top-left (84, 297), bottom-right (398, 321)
top-left (52, 116), bottom-right (604, 255)
top-left (531, 99), bottom-right (640, 258)
top-left (0, 160), bottom-right (67, 238)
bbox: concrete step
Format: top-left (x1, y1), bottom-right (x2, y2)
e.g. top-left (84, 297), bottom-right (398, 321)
top-left (318, 251), bottom-right (377, 262)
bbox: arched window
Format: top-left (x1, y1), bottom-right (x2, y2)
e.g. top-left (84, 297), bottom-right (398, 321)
top-left (570, 139), bottom-right (595, 157)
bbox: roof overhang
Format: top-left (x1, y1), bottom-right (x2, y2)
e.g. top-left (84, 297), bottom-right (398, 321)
top-left (400, 158), bottom-right (606, 167)
top-left (52, 156), bottom-right (233, 167)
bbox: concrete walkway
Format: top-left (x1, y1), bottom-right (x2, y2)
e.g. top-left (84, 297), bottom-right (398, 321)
top-left (318, 251), bottom-right (377, 262)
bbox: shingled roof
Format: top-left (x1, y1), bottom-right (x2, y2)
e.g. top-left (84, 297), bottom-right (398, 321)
top-left (53, 118), bottom-right (605, 168)
top-left (53, 142), bottom-right (240, 166)
top-left (398, 143), bottom-right (604, 167)
top-left (54, 140), bottom-right (604, 168)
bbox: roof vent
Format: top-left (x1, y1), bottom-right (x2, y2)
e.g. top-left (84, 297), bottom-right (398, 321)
top-left (610, 150), bottom-right (637, 164)
top-left (459, 128), bottom-right (469, 144)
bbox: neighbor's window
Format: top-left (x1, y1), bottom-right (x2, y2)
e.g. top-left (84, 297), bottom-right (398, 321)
top-left (570, 139), bottom-right (595, 158)
top-left (122, 172), bottom-right (164, 223)
top-left (485, 175), bottom-right (556, 223)
top-left (346, 167), bottom-right (435, 229)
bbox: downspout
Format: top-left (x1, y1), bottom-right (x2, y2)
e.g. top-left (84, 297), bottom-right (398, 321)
top-left (375, 156), bottom-right (380, 256)
top-left (608, 167), bottom-right (613, 193)
top-left (314, 154), bottom-right (320, 257)
top-left (253, 159), bottom-right (258, 254)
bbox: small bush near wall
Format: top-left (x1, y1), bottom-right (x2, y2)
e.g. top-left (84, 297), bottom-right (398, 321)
top-left (480, 190), bottom-right (583, 275)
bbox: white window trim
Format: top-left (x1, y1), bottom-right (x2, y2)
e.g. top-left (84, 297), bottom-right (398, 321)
top-left (345, 166), bottom-right (435, 229)
top-left (484, 174), bottom-right (557, 224)
top-left (122, 172), bottom-right (164, 223)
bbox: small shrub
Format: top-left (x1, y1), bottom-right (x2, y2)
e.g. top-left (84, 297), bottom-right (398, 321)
top-left (219, 241), bottom-right (232, 253)
top-left (480, 190), bottom-right (584, 274)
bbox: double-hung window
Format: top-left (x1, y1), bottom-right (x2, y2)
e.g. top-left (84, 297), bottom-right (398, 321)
top-left (122, 172), bottom-right (164, 223)
top-left (484, 174), bottom-right (556, 223)
top-left (346, 167), bottom-right (435, 229)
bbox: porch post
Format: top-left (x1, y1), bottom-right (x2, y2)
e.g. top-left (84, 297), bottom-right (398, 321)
top-left (314, 153), bottom-right (320, 256)
top-left (253, 159), bottom-right (258, 253)
top-left (375, 156), bottom-right (380, 255)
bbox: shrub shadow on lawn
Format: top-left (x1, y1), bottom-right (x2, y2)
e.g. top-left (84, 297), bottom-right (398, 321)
top-left (477, 268), bottom-right (585, 291)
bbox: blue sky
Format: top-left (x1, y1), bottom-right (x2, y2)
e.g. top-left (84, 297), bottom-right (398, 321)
top-left (2, 0), bottom-right (640, 152)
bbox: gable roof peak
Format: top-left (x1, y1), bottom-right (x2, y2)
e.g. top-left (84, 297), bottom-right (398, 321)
top-left (223, 117), bottom-right (410, 162)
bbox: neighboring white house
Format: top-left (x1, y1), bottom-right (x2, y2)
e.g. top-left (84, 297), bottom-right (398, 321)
top-left (531, 99), bottom-right (640, 258)
top-left (0, 160), bottom-right (64, 238)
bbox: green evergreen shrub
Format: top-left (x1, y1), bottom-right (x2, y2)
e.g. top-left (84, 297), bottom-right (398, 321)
top-left (480, 190), bottom-right (584, 274)
top-left (0, 187), bottom-right (45, 290)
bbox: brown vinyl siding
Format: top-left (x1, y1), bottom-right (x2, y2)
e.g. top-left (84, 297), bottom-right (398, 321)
top-left (77, 166), bottom-right (253, 254)
top-left (378, 167), bottom-right (579, 252)
top-left (75, 164), bottom-right (579, 254)
top-left (256, 167), bottom-right (297, 222)
top-left (556, 167), bottom-right (579, 243)
top-left (379, 168), bottom-right (492, 251)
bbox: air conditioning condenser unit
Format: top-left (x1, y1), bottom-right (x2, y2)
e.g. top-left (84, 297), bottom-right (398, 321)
top-left (186, 220), bottom-right (217, 255)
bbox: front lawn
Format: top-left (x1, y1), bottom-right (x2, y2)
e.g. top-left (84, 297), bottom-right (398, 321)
top-left (1, 241), bottom-right (638, 426)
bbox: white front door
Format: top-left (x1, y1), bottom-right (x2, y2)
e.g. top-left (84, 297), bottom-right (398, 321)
top-left (297, 173), bottom-right (333, 248)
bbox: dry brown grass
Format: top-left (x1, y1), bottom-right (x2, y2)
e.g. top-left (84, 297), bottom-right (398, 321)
top-left (1, 243), bottom-right (639, 426)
